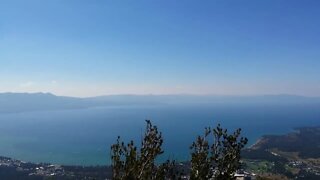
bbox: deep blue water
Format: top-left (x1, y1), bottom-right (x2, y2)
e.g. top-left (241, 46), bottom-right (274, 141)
top-left (0, 103), bottom-right (319, 165)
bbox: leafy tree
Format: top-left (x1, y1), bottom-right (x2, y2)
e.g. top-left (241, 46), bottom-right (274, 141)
top-left (190, 124), bottom-right (248, 180)
top-left (111, 120), bottom-right (174, 180)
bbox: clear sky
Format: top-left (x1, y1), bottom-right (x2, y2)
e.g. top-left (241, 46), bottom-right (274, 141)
top-left (1, 0), bottom-right (319, 97)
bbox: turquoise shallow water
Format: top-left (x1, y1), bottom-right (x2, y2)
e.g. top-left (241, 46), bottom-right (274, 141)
top-left (0, 103), bottom-right (319, 166)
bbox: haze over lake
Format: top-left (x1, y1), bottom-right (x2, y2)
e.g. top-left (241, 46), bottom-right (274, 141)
top-left (0, 93), bottom-right (319, 165)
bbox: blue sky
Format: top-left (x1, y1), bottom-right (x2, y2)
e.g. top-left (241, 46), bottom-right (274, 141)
top-left (0, 0), bottom-right (319, 97)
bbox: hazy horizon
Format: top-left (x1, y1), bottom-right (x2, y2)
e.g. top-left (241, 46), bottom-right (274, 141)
top-left (0, 91), bottom-right (319, 165)
top-left (1, 91), bottom-right (320, 98)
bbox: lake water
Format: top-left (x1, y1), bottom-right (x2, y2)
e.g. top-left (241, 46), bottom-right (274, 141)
top-left (0, 103), bottom-right (319, 166)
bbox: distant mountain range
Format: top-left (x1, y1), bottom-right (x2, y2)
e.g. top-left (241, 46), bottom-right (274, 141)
top-left (0, 92), bottom-right (319, 113)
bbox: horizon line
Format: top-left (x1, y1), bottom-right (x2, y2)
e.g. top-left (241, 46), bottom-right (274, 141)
top-left (0, 91), bottom-right (319, 99)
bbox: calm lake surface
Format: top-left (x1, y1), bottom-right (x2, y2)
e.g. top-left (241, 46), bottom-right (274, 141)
top-left (0, 103), bottom-right (319, 165)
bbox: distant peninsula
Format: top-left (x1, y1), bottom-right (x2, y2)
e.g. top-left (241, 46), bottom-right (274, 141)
top-left (243, 126), bottom-right (320, 179)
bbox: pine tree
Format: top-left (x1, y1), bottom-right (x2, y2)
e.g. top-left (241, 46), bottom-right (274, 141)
top-left (111, 121), bottom-right (248, 180)
top-left (111, 120), bottom-right (174, 180)
top-left (190, 124), bottom-right (248, 180)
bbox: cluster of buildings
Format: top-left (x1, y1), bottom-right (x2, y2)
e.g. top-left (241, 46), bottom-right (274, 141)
top-left (288, 160), bottom-right (320, 177)
top-left (0, 156), bottom-right (65, 177)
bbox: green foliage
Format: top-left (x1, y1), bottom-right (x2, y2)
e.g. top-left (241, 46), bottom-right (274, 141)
top-left (111, 120), bottom-right (174, 180)
top-left (190, 124), bottom-right (248, 180)
top-left (189, 127), bottom-right (212, 179)
top-left (111, 121), bottom-right (248, 180)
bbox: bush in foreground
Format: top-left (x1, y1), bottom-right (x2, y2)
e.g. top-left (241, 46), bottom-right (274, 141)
top-left (111, 120), bottom-right (247, 180)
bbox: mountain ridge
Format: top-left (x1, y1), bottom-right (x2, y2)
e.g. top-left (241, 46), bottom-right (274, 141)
top-left (0, 92), bottom-right (319, 113)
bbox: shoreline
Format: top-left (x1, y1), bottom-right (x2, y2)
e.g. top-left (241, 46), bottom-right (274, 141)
top-left (0, 156), bottom-right (111, 179)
